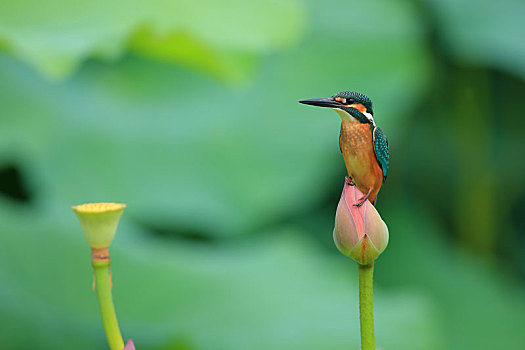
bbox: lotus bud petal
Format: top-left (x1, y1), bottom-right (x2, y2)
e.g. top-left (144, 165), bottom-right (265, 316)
top-left (333, 182), bottom-right (388, 265)
top-left (123, 339), bottom-right (136, 350)
top-left (72, 202), bottom-right (126, 249)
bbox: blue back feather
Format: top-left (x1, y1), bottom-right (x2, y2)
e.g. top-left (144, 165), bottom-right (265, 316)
top-left (372, 126), bottom-right (389, 182)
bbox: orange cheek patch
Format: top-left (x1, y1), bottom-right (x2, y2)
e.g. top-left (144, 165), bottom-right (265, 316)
top-left (344, 104), bottom-right (366, 113)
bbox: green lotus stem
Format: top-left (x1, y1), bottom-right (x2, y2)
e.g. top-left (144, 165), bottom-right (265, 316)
top-left (358, 263), bottom-right (375, 350)
top-left (93, 259), bottom-right (124, 350)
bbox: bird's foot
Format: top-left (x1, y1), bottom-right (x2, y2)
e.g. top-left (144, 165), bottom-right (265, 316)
top-left (353, 188), bottom-right (373, 207)
top-left (345, 176), bottom-right (355, 186)
top-left (353, 197), bottom-right (367, 207)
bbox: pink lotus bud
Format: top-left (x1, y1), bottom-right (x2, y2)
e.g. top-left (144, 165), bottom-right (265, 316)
top-left (333, 182), bottom-right (389, 265)
top-left (123, 339), bottom-right (135, 350)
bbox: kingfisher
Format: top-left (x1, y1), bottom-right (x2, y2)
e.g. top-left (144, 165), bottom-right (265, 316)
top-left (299, 91), bottom-right (389, 206)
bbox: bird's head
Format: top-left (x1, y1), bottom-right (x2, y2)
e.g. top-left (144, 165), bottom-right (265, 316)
top-left (299, 91), bottom-right (374, 124)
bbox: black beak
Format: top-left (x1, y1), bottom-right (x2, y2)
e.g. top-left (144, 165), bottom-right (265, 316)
top-left (299, 97), bottom-right (341, 108)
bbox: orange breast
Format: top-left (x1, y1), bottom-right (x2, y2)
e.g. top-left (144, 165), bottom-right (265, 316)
top-left (340, 122), bottom-right (373, 154)
top-left (339, 122), bottom-right (383, 196)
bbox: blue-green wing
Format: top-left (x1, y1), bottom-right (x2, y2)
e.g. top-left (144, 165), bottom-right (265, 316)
top-left (373, 126), bottom-right (389, 182)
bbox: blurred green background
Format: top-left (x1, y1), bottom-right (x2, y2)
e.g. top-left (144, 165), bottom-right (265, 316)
top-left (1, 0), bottom-right (524, 349)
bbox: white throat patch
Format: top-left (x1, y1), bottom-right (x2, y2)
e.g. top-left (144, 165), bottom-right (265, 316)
top-left (363, 111), bottom-right (375, 125)
top-left (332, 108), bottom-right (375, 125)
